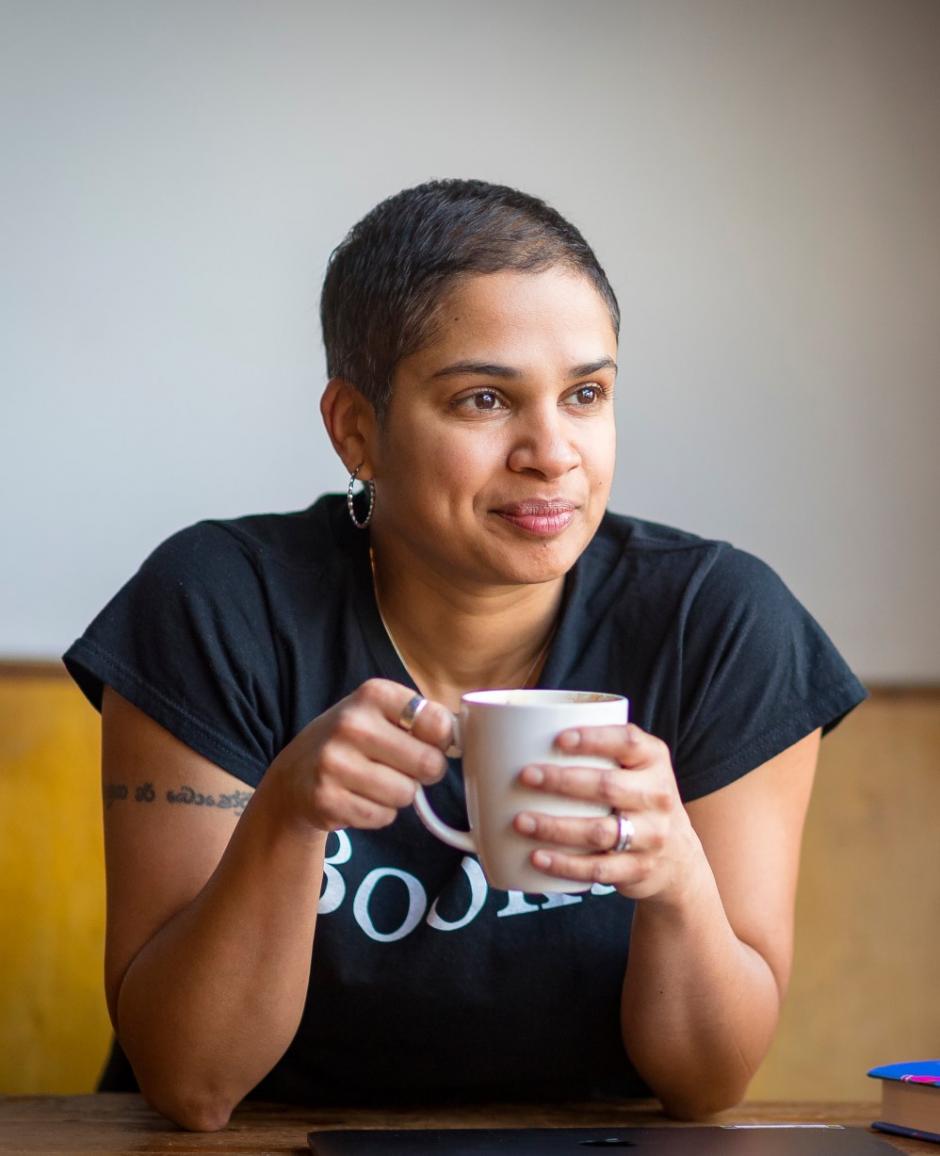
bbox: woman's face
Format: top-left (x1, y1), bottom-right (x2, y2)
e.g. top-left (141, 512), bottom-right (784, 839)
top-left (368, 266), bottom-right (618, 589)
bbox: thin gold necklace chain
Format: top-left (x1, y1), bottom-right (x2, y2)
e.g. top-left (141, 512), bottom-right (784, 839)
top-left (368, 548), bottom-right (554, 692)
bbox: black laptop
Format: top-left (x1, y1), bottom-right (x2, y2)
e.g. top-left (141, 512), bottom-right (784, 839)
top-left (308, 1126), bottom-right (899, 1156)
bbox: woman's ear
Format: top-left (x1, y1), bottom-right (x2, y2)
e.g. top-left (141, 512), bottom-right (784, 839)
top-left (320, 379), bottom-right (379, 478)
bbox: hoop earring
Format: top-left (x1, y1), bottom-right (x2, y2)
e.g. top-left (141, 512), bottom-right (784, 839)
top-left (347, 465), bottom-right (375, 529)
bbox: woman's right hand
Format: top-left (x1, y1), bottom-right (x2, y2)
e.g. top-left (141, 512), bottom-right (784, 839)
top-left (267, 679), bottom-right (452, 837)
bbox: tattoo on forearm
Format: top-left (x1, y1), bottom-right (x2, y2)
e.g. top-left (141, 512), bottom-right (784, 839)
top-left (103, 782), bottom-right (251, 815)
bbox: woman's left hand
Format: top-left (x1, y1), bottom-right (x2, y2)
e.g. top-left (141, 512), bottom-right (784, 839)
top-left (513, 723), bottom-right (704, 904)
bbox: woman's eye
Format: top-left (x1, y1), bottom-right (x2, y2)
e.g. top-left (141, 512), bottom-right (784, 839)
top-left (570, 384), bottom-right (604, 406)
top-left (456, 390), bottom-right (506, 412)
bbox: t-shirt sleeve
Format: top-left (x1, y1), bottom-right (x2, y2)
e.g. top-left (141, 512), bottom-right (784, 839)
top-left (63, 521), bottom-right (281, 787)
top-left (673, 545), bottom-right (867, 802)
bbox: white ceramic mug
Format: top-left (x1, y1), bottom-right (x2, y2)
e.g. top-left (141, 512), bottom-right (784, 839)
top-left (413, 689), bottom-right (629, 892)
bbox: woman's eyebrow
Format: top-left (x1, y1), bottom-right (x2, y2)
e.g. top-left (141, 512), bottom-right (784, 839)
top-left (431, 361), bottom-right (520, 380)
top-left (430, 356), bottom-right (617, 380)
top-left (569, 356), bottom-right (618, 378)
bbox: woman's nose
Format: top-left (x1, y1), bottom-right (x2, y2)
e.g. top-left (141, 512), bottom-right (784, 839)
top-left (506, 408), bottom-right (581, 479)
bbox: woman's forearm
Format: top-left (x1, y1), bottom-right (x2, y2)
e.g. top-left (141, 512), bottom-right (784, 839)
top-left (108, 681), bottom-right (451, 1132)
top-left (114, 774), bottom-right (327, 1131)
top-left (620, 841), bottom-right (782, 1119)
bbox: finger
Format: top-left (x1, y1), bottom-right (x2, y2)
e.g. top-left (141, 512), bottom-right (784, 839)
top-left (317, 740), bottom-right (429, 809)
top-left (518, 762), bottom-right (674, 813)
top-left (513, 809), bottom-right (660, 855)
top-left (341, 758), bottom-right (427, 811)
top-left (555, 723), bottom-right (668, 769)
top-left (346, 722), bottom-right (447, 786)
top-left (332, 704), bottom-right (447, 786)
top-left (357, 680), bottom-right (455, 754)
top-left (404, 698), bottom-right (455, 753)
top-left (321, 785), bottom-right (399, 831)
top-left (530, 846), bottom-right (653, 888)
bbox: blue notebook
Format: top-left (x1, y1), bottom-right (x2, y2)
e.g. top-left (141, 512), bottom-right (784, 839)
top-left (868, 1059), bottom-right (940, 1145)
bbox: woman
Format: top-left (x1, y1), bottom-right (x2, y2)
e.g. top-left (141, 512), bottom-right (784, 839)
top-left (64, 179), bottom-right (866, 1131)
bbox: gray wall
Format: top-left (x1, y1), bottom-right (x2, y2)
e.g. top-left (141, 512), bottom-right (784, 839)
top-left (2, 0), bottom-right (938, 680)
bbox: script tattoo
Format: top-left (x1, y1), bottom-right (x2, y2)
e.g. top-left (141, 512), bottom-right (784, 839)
top-left (103, 781), bottom-right (154, 809)
top-left (103, 781), bottom-right (249, 815)
top-left (166, 785), bottom-right (252, 815)
top-left (103, 782), bottom-right (154, 807)
top-left (103, 783), bottom-right (128, 809)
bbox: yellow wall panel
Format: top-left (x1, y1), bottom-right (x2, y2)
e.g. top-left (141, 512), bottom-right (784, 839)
top-left (0, 671), bottom-right (110, 1093)
top-left (750, 690), bottom-right (940, 1099)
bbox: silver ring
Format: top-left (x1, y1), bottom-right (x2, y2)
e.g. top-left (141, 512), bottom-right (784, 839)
top-left (611, 812), bottom-right (635, 854)
top-left (398, 694), bottom-right (429, 732)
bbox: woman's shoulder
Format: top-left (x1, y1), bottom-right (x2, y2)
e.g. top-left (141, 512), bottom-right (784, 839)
top-left (595, 508), bottom-right (721, 554)
top-left (589, 509), bottom-right (792, 619)
top-left (63, 495), bottom-right (353, 779)
top-left (66, 493), bottom-right (353, 697)
top-left (591, 508), bottom-right (736, 575)
top-left (150, 493), bottom-right (348, 578)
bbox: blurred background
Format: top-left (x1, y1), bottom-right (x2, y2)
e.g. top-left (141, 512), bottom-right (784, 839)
top-left (1, 0), bottom-right (937, 1103)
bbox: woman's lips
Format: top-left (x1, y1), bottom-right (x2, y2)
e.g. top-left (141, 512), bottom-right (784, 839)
top-left (494, 501), bottom-right (578, 536)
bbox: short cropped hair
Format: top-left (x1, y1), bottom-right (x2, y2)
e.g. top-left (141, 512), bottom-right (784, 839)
top-left (320, 178), bottom-right (620, 420)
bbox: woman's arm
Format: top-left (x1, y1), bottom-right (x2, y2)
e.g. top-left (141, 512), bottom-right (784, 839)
top-left (620, 730), bottom-right (819, 1117)
top-left (101, 682), bottom-right (449, 1132)
top-left (514, 725), bottom-right (820, 1118)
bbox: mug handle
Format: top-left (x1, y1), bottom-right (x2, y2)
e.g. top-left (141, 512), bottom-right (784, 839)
top-left (412, 711), bottom-right (476, 854)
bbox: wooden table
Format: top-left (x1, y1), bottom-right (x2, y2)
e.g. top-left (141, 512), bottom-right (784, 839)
top-left (0, 1095), bottom-right (934, 1155)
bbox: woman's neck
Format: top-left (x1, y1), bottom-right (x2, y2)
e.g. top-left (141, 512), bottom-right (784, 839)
top-left (369, 546), bottom-right (565, 713)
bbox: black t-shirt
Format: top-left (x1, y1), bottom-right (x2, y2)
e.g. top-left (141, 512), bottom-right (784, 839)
top-left (64, 495), bottom-right (866, 1105)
